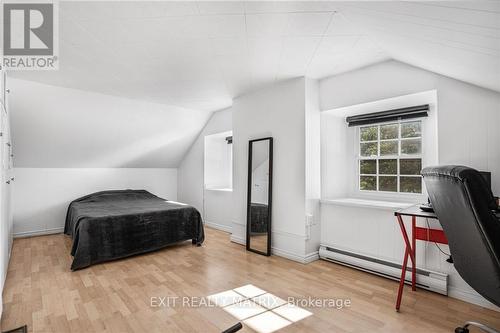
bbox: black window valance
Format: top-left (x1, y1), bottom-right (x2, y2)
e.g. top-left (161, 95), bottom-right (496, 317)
top-left (346, 104), bottom-right (429, 127)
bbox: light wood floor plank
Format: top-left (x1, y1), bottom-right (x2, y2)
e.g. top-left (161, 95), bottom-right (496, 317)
top-left (2, 227), bottom-right (499, 332)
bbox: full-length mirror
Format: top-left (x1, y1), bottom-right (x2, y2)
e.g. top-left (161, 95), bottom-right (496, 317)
top-left (246, 137), bottom-right (273, 256)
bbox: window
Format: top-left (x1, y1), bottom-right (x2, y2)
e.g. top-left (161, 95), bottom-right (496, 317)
top-left (359, 120), bottom-right (422, 194)
top-left (204, 131), bottom-right (233, 190)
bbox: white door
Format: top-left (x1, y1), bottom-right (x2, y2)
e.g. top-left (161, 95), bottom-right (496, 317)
top-left (0, 70), bottom-right (5, 316)
top-left (0, 70), bottom-right (12, 309)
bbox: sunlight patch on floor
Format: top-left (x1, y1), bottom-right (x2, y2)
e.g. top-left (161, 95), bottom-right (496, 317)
top-left (207, 284), bottom-right (312, 333)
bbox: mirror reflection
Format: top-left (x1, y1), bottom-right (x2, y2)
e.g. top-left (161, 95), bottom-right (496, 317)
top-left (247, 138), bottom-right (272, 256)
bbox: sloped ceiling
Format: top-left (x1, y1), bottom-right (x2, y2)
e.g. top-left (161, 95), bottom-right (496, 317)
top-left (9, 79), bottom-right (211, 168)
top-left (335, 1), bottom-right (500, 92)
top-left (9, 1), bottom-right (390, 112)
top-left (9, 1), bottom-right (500, 110)
top-left (7, 1), bottom-right (500, 168)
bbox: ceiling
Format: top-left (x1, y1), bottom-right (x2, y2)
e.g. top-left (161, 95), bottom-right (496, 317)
top-left (336, 1), bottom-right (500, 93)
top-left (10, 1), bottom-right (499, 112)
top-left (6, 1), bottom-right (499, 168)
top-left (9, 1), bottom-right (391, 112)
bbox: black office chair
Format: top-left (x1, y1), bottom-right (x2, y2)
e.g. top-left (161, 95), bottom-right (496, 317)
top-left (422, 166), bottom-right (500, 333)
top-left (222, 323), bottom-right (242, 333)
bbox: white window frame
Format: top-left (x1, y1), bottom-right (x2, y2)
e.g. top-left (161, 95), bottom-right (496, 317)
top-left (356, 119), bottom-right (425, 196)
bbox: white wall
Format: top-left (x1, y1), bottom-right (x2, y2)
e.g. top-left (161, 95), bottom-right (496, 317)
top-left (320, 60), bottom-right (500, 193)
top-left (231, 78), bottom-right (310, 261)
top-left (9, 79), bottom-right (191, 238)
top-left (305, 78), bottom-right (321, 256)
top-left (0, 70), bottom-right (14, 318)
top-left (321, 90), bottom-right (439, 202)
top-left (9, 79), bottom-right (210, 168)
top-left (204, 130), bottom-right (232, 190)
top-left (319, 60), bottom-right (500, 309)
top-left (178, 108), bottom-right (233, 232)
top-left (13, 168), bottom-right (177, 237)
top-left (203, 189), bottom-right (233, 233)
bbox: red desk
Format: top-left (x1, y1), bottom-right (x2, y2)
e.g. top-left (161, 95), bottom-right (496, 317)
top-left (394, 205), bottom-right (448, 311)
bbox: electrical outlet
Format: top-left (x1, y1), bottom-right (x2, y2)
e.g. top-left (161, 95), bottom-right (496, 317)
top-left (306, 214), bottom-right (314, 226)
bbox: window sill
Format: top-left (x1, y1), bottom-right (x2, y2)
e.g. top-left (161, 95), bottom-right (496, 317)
top-left (320, 198), bottom-right (414, 211)
top-left (205, 188), bottom-right (233, 192)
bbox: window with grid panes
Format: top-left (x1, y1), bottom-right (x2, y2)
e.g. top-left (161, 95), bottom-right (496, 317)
top-left (359, 120), bottom-right (422, 193)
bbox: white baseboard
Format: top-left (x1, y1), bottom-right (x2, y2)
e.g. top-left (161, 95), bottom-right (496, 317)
top-left (230, 234), bottom-right (318, 264)
top-left (304, 251), bottom-right (320, 263)
top-left (231, 219), bottom-right (245, 226)
top-left (14, 227), bottom-right (64, 238)
top-left (449, 286), bottom-right (500, 312)
top-left (272, 247), bottom-right (308, 263)
top-left (205, 220), bottom-right (232, 233)
top-left (230, 234), bottom-right (245, 245)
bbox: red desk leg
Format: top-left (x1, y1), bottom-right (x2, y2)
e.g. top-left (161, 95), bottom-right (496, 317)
top-left (395, 214), bottom-right (416, 311)
top-left (396, 214), bottom-right (416, 268)
top-left (396, 247), bottom-right (409, 311)
top-left (411, 216), bottom-right (416, 291)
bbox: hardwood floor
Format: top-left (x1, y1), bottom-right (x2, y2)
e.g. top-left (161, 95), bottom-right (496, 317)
top-left (2, 227), bottom-right (499, 333)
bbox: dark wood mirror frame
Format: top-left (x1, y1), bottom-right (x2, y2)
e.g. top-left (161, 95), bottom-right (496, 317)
top-left (246, 137), bottom-right (273, 256)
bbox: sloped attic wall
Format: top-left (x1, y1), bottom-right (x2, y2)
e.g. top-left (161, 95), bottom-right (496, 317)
top-left (10, 79), bottom-right (210, 168)
top-left (178, 108), bottom-right (232, 215)
top-left (9, 78), bottom-right (211, 237)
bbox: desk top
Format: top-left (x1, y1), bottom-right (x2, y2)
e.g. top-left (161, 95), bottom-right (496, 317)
top-left (395, 204), bottom-right (438, 219)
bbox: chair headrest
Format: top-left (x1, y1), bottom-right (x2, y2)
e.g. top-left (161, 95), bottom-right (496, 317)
top-left (422, 165), bottom-right (496, 211)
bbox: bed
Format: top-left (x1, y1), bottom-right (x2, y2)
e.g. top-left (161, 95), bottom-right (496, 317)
top-left (64, 190), bottom-right (204, 270)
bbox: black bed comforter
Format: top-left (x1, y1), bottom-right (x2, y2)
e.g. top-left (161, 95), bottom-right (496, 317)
top-left (64, 190), bottom-right (204, 270)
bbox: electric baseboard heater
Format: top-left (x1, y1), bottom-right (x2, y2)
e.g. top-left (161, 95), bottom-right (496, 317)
top-left (319, 245), bottom-right (448, 295)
